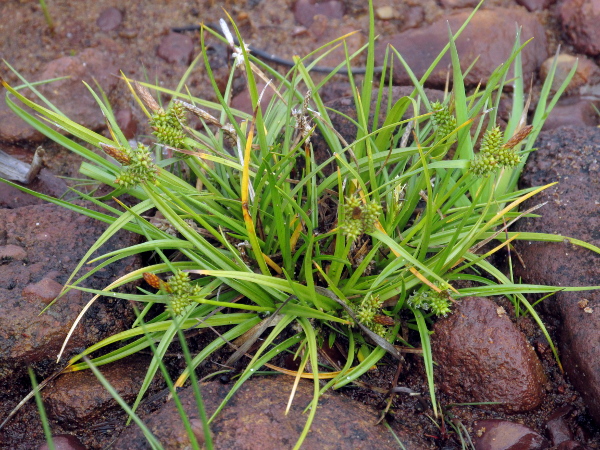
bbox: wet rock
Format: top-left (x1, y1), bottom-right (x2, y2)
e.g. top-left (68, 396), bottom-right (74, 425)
top-left (36, 48), bottom-right (119, 132)
top-left (376, 8), bottom-right (548, 88)
top-left (38, 434), bottom-right (86, 450)
top-left (472, 419), bottom-right (550, 449)
top-left (0, 168), bottom-right (69, 208)
top-left (542, 96), bottom-right (600, 130)
top-left (539, 54), bottom-right (600, 94)
top-left (517, 0), bottom-right (553, 11)
top-left (431, 297), bottom-right (547, 412)
top-left (114, 108), bottom-right (137, 140)
top-left (113, 377), bottom-right (423, 449)
top-left (293, 0), bottom-right (345, 28)
top-left (0, 203), bottom-right (139, 382)
top-left (43, 357), bottom-right (159, 429)
top-left (546, 405), bottom-right (574, 445)
top-left (97, 7), bottom-right (123, 32)
top-left (560, 0), bottom-right (600, 56)
top-left (157, 32), bottom-right (194, 66)
top-left (514, 126), bottom-right (600, 424)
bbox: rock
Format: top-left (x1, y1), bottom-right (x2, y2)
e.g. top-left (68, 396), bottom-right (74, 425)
top-left (514, 126), bottom-right (600, 424)
top-left (0, 203), bottom-right (139, 382)
top-left (472, 419), bottom-right (550, 449)
top-left (517, 0), bottom-right (553, 11)
top-left (375, 8), bottom-right (548, 88)
top-left (97, 7), bottom-right (123, 32)
top-left (375, 6), bottom-right (398, 20)
top-left (557, 441), bottom-right (588, 450)
top-left (0, 244), bottom-right (27, 261)
top-left (293, 0), bottom-right (345, 28)
top-left (112, 377), bottom-right (424, 449)
top-left (43, 357), bottom-right (160, 429)
top-left (431, 297), bottom-right (547, 412)
top-left (22, 277), bottom-right (64, 305)
top-left (0, 95), bottom-right (46, 143)
top-left (440, 0), bottom-right (480, 7)
top-left (546, 405), bottom-right (574, 445)
top-left (38, 434), bottom-right (86, 450)
top-left (36, 48), bottom-right (119, 132)
top-left (0, 168), bottom-right (69, 208)
top-left (114, 108), bottom-right (137, 140)
top-left (539, 54), bottom-right (600, 94)
top-left (231, 82), bottom-right (275, 115)
top-left (560, 0), bottom-right (600, 56)
top-left (542, 96), bottom-right (600, 130)
top-left (157, 32), bottom-right (194, 66)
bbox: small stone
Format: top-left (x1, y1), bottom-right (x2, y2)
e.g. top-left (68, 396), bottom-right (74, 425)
top-left (546, 405), bottom-right (574, 446)
top-left (96, 7), bottom-right (122, 32)
top-left (472, 419), bottom-right (550, 449)
top-left (440, 0), bottom-right (479, 7)
top-left (157, 32), bottom-right (194, 66)
top-left (0, 244), bottom-right (27, 261)
top-left (376, 6), bottom-right (397, 20)
top-left (22, 277), bottom-right (63, 305)
top-left (38, 434), bottom-right (86, 450)
top-left (293, 0), bottom-right (344, 28)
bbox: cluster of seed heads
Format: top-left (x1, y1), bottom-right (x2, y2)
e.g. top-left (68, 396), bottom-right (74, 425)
top-left (407, 282), bottom-right (453, 317)
top-left (113, 143), bottom-right (158, 188)
top-left (470, 126), bottom-right (521, 177)
top-left (431, 101), bottom-right (457, 139)
top-left (150, 102), bottom-right (188, 148)
top-left (166, 270), bottom-right (202, 315)
top-left (340, 195), bottom-right (382, 241)
top-left (346, 294), bottom-right (390, 337)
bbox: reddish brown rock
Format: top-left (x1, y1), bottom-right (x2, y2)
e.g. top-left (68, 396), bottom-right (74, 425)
top-left (38, 434), bottom-right (86, 450)
top-left (472, 419), bottom-right (550, 449)
top-left (113, 377), bottom-right (427, 449)
top-left (293, 0), bottom-right (345, 28)
top-left (431, 297), bottom-right (547, 412)
top-left (560, 0), bottom-right (600, 56)
top-left (0, 95), bottom-right (46, 143)
top-left (157, 32), bottom-right (194, 66)
top-left (539, 54), bottom-right (600, 93)
top-left (97, 7), bottom-right (123, 32)
top-left (36, 48), bottom-right (119, 132)
top-left (514, 126), bottom-right (600, 424)
top-left (43, 357), bottom-right (159, 428)
top-left (22, 277), bottom-right (64, 305)
top-left (542, 96), bottom-right (600, 130)
top-left (376, 8), bottom-right (548, 87)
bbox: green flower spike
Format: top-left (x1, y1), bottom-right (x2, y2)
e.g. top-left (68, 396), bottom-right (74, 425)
top-left (114, 143), bottom-right (159, 188)
top-left (431, 101), bottom-right (457, 139)
top-left (165, 270), bottom-right (202, 315)
top-left (150, 102), bottom-right (188, 148)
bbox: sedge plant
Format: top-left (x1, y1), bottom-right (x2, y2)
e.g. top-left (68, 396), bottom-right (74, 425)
top-left (2, 0), bottom-right (600, 446)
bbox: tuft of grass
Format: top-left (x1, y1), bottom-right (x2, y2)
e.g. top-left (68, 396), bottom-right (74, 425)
top-left (2, 0), bottom-right (600, 446)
